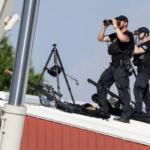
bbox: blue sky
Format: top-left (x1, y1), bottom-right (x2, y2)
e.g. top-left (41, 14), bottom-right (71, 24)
top-left (8, 0), bottom-right (150, 102)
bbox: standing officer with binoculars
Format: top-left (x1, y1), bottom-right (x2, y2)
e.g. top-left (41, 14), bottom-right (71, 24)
top-left (133, 27), bottom-right (150, 117)
top-left (97, 15), bottom-right (134, 123)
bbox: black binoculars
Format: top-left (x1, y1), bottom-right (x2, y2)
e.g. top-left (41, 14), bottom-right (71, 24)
top-left (134, 27), bottom-right (150, 36)
top-left (134, 30), bottom-right (140, 35)
top-left (103, 20), bottom-right (113, 26)
top-left (103, 19), bottom-right (121, 27)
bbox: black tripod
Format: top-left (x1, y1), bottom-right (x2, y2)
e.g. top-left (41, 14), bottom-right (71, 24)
top-left (33, 44), bottom-right (75, 104)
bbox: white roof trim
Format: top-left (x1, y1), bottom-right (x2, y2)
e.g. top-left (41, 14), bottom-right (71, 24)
top-left (0, 99), bottom-right (150, 146)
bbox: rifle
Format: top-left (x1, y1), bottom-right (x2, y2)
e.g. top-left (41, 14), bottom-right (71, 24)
top-left (130, 63), bottom-right (137, 78)
top-left (87, 78), bottom-right (136, 105)
top-left (4, 69), bottom-right (62, 101)
top-left (87, 78), bottom-right (120, 100)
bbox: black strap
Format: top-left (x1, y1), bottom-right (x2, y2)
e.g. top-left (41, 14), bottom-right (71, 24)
top-left (65, 73), bottom-right (79, 85)
top-left (107, 38), bottom-right (110, 47)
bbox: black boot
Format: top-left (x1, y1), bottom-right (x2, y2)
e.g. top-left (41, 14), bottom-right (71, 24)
top-left (98, 107), bottom-right (110, 119)
top-left (114, 117), bottom-right (130, 123)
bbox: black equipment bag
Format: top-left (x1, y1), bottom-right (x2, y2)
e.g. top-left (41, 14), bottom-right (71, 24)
top-left (47, 65), bottom-right (62, 77)
top-left (55, 101), bottom-right (110, 119)
top-left (131, 111), bottom-right (150, 124)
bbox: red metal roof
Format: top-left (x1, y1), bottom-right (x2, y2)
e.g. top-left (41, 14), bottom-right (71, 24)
top-left (20, 116), bottom-right (150, 150)
top-left (1, 93), bottom-right (150, 147)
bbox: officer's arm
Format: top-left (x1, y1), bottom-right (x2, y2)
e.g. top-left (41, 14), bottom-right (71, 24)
top-left (115, 28), bottom-right (129, 42)
top-left (111, 19), bottom-right (129, 42)
top-left (134, 44), bottom-right (145, 54)
top-left (97, 27), bottom-right (111, 42)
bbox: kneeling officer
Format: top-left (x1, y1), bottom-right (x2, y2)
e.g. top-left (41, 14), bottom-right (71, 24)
top-left (97, 15), bottom-right (134, 123)
top-left (133, 27), bottom-right (150, 117)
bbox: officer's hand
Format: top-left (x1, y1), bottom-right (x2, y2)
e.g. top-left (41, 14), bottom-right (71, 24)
top-left (111, 18), bottom-right (118, 28)
top-left (130, 31), bottom-right (138, 44)
top-left (134, 38), bottom-right (138, 45)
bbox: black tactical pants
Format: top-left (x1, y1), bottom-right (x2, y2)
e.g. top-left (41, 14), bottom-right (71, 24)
top-left (134, 72), bottom-right (150, 116)
top-left (97, 66), bottom-right (131, 118)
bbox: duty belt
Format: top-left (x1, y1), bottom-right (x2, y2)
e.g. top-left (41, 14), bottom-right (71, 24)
top-left (109, 59), bottom-right (131, 71)
top-left (109, 60), bottom-right (125, 68)
top-left (138, 65), bottom-right (150, 73)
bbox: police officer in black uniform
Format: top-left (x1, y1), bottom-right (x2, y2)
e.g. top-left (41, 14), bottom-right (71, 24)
top-left (133, 27), bottom-right (150, 117)
top-left (97, 15), bottom-right (134, 123)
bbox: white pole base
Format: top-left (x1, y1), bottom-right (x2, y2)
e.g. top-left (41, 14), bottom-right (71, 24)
top-left (0, 104), bottom-right (26, 150)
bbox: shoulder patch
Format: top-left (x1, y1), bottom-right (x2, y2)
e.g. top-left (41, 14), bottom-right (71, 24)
top-left (142, 45), bottom-right (148, 50)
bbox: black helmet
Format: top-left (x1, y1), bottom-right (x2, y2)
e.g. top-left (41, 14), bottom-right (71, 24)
top-left (138, 27), bottom-right (149, 36)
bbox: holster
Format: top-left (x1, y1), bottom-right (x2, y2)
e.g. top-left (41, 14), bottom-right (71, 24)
top-left (124, 57), bottom-right (131, 70)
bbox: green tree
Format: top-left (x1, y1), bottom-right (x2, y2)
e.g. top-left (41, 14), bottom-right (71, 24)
top-left (0, 35), bottom-right (14, 91)
top-left (0, 35), bottom-right (45, 95)
top-left (27, 62), bottom-right (45, 95)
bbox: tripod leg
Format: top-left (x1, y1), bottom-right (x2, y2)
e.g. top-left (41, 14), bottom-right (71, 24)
top-left (56, 50), bottom-right (75, 104)
top-left (54, 49), bottom-right (61, 100)
top-left (33, 49), bottom-right (54, 94)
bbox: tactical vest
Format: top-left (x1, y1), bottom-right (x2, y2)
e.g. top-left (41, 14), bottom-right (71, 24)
top-left (144, 52), bottom-right (150, 60)
top-left (108, 42), bottom-right (133, 58)
top-left (133, 48), bottom-right (150, 66)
